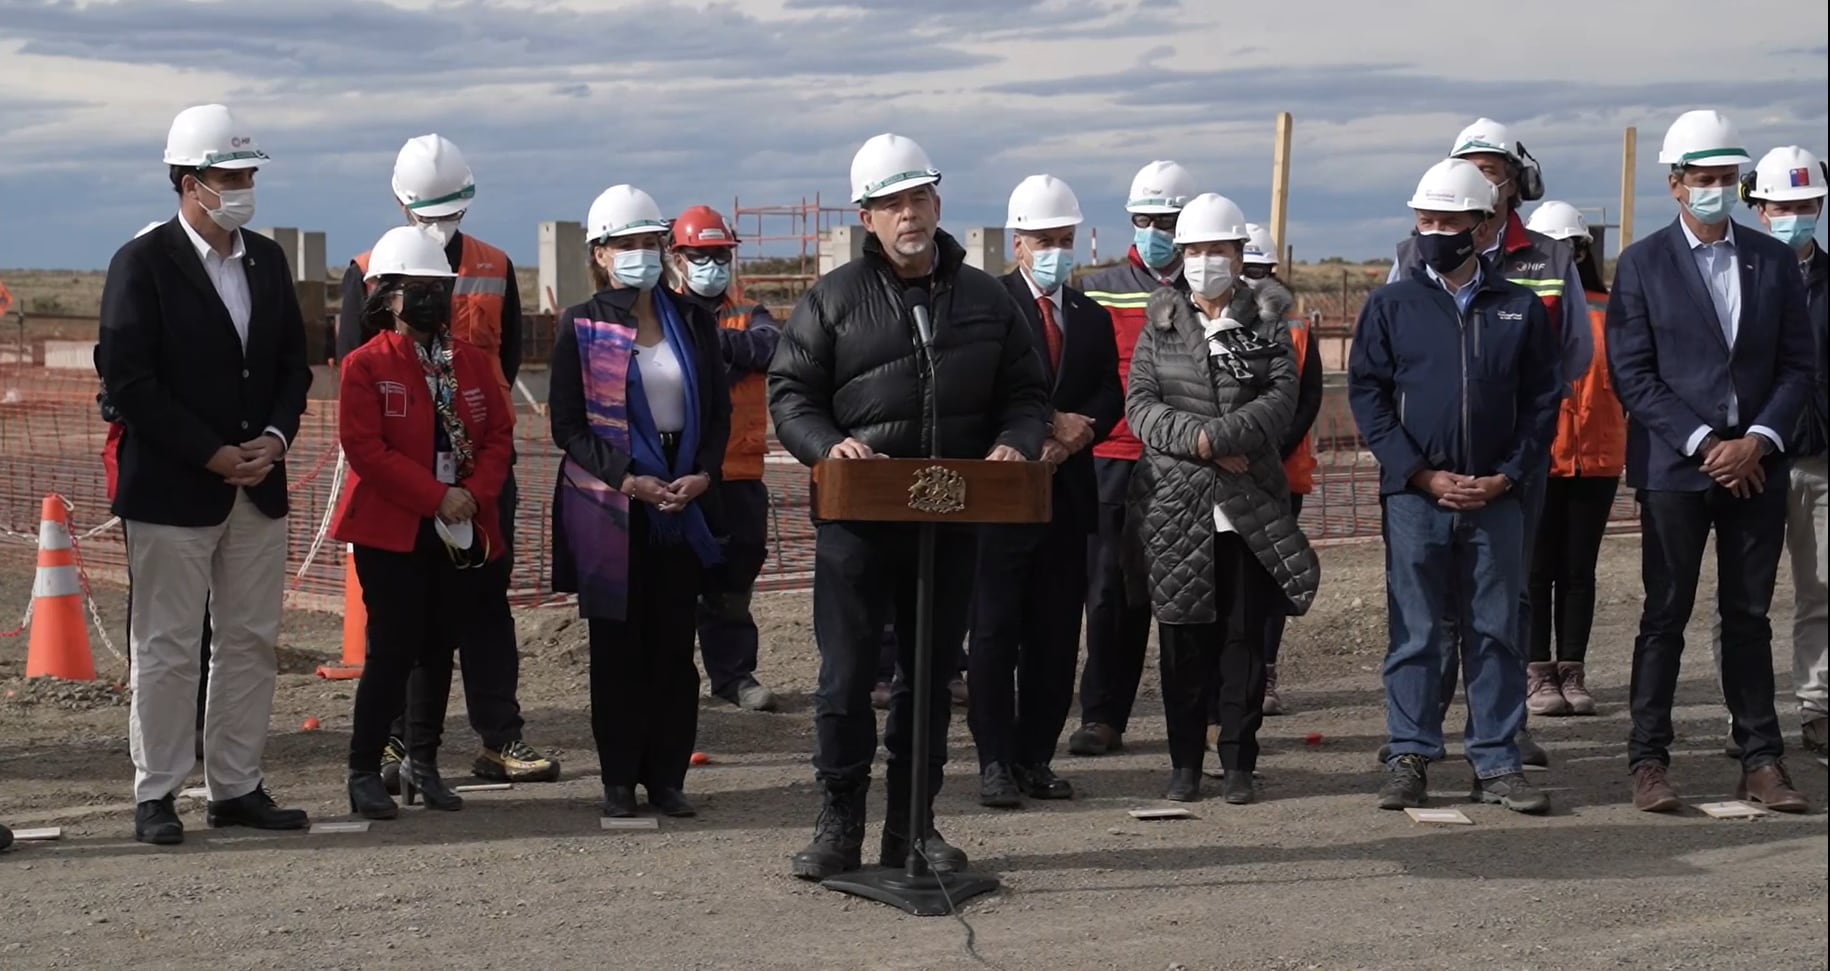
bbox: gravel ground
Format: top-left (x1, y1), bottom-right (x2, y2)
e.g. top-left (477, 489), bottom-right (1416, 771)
top-left (1, 537), bottom-right (1824, 971)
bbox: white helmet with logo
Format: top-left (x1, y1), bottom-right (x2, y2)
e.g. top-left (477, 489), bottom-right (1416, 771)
top-left (586, 185), bottom-right (668, 242)
top-left (1408, 159), bottom-right (1499, 213)
top-left (1747, 145), bottom-right (1828, 203)
top-left (163, 104), bottom-right (267, 170)
top-left (1006, 175), bottom-right (1083, 230)
top-left (1658, 110), bottom-right (1752, 168)
top-left (1243, 223), bottom-right (1278, 264)
top-left (1525, 200), bottom-right (1590, 241)
top-left (1449, 118), bottom-right (1519, 161)
top-left (849, 133), bottom-right (942, 205)
top-left (1126, 160), bottom-right (1197, 214)
top-left (392, 134), bottom-right (476, 218)
top-left (364, 226), bottom-right (458, 282)
top-left (1172, 193), bottom-right (1249, 244)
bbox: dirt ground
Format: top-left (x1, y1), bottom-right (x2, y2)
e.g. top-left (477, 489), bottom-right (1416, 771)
top-left (1, 537), bottom-right (1824, 971)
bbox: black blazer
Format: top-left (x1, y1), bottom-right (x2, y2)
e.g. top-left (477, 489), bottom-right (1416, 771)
top-left (96, 217), bottom-right (312, 527)
top-left (1000, 270), bottom-right (1123, 534)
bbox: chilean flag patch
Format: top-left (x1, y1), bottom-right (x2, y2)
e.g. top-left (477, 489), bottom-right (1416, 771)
top-left (1790, 167), bottom-right (1812, 187)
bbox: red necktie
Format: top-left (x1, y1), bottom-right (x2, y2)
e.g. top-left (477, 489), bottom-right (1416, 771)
top-left (1037, 296), bottom-right (1062, 373)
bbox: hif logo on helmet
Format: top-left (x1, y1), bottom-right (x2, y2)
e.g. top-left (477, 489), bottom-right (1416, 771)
top-left (231, 136), bottom-right (251, 148)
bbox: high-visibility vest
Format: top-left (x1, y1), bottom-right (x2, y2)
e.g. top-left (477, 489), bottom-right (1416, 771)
top-left (1283, 319), bottom-right (1316, 496)
top-left (1547, 293), bottom-right (1626, 478)
top-left (717, 301), bottom-right (768, 482)
top-left (355, 233), bottom-right (512, 399)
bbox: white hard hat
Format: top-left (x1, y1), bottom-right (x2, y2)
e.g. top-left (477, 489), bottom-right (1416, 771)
top-left (363, 225), bottom-right (458, 282)
top-left (1449, 118), bottom-right (1518, 161)
top-left (134, 221), bottom-right (163, 239)
top-left (1658, 110), bottom-right (1751, 168)
top-left (1524, 200), bottom-right (1590, 241)
top-left (1408, 158), bottom-right (1499, 213)
top-left (1006, 175), bottom-right (1083, 231)
top-left (392, 134), bottom-right (476, 218)
top-left (1172, 193), bottom-right (1250, 244)
top-left (1747, 145), bottom-right (1828, 202)
top-left (849, 133), bottom-right (942, 205)
top-left (586, 184), bottom-right (668, 242)
top-left (1242, 223), bottom-right (1278, 265)
top-left (163, 104), bottom-right (267, 170)
top-left (1126, 160), bottom-right (1197, 214)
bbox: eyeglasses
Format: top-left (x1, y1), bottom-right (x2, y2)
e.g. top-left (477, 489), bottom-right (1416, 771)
top-left (677, 249), bottom-right (734, 266)
top-left (1131, 213), bottom-right (1178, 231)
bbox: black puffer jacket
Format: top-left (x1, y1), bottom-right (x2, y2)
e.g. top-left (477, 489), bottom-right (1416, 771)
top-left (768, 230), bottom-right (1052, 465)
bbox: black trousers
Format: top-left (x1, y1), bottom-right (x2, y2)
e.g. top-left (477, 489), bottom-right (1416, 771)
top-left (589, 505), bottom-right (704, 791)
top-left (967, 517), bottom-right (1087, 769)
top-left (349, 521), bottom-right (519, 772)
top-left (387, 470), bottom-right (524, 752)
top-left (696, 479), bottom-right (768, 696)
top-left (1079, 458), bottom-right (1153, 731)
top-left (875, 623), bottom-right (967, 682)
top-left (811, 522), bottom-right (974, 786)
top-left (1160, 532), bottom-right (1275, 773)
top-left (1629, 483), bottom-right (1788, 769)
top-left (1528, 476), bottom-right (1618, 664)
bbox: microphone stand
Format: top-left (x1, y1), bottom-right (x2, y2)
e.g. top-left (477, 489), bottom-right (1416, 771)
top-left (821, 287), bottom-right (1001, 916)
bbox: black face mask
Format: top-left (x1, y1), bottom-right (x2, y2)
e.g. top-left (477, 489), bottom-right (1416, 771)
top-left (1416, 229), bottom-right (1476, 275)
top-left (397, 282), bottom-right (451, 333)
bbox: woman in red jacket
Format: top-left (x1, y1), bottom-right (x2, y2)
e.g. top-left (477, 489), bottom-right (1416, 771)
top-left (1522, 202), bottom-right (1625, 717)
top-left (332, 226), bottom-right (516, 820)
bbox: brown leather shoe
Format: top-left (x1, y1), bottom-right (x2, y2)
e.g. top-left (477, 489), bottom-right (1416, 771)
top-left (1067, 722), bottom-right (1124, 756)
top-left (1737, 761), bottom-right (1809, 814)
top-left (1631, 762), bottom-right (1681, 813)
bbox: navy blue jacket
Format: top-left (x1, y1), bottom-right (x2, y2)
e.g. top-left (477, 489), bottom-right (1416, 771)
top-left (1605, 219), bottom-right (1815, 491)
top-left (1348, 267), bottom-right (1562, 498)
top-left (1793, 244), bottom-right (1827, 458)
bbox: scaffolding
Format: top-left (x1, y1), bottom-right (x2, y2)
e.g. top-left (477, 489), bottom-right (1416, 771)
top-left (729, 195), bottom-right (853, 307)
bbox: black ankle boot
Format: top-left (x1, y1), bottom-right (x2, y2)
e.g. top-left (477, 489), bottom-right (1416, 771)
top-left (348, 771), bottom-right (399, 820)
top-left (602, 785), bottom-right (638, 818)
top-left (1165, 767), bottom-right (1203, 802)
top-left (790, 780), bottom-right (866, 880)
top-left (400, 758), bottom-right (463, 812)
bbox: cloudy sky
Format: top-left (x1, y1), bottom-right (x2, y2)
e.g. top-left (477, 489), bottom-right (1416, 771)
top-left (1, 0), bottom-right (1825, 273)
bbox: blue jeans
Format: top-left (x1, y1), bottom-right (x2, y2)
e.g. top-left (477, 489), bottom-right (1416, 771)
top-left (1438, 460), bottom-right (1548, 719)
top-left (1382, 491), bottom-right (1528, 778)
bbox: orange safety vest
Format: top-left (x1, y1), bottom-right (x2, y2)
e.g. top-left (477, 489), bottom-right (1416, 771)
top-left (354, 233), bottom-right (513, 400)
top-left (1548, 292), bottom-right (1626, 479)
top-left (1282, 319), bottom-right (1317, 496)
top-left (718, 301), bottom-right (768, 481)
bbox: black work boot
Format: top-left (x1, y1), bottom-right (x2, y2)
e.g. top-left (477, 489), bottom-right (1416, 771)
top-left (881, 761), bottom-right (967, 873)
top-left (790, 780), bottom-right (866, 881)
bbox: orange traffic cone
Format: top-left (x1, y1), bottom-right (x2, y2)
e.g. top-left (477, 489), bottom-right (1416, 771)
top-left (26, 496), bottom-right (96, 681)
top-left (316, 544), bottom-right (366, 680)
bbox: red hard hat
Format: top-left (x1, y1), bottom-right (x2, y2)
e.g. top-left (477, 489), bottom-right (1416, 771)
top-left (671, 205), bottom-right (739, 248)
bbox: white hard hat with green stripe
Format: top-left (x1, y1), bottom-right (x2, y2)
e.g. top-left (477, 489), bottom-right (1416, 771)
top-left (163, 104), bottom-right (268, 170)
top-left (850, 133), bottom-right (942, 205)
top-left (1658, 110), bottom-right (1752, 168)
top-left (393, 134), bottom-right (477, 218)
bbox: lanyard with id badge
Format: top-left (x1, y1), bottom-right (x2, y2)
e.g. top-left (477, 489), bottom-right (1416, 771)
top-left (427, 372), bottom-right (457, 485)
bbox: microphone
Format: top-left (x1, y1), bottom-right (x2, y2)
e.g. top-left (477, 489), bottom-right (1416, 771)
top-left (902, 287), bottom-right (941, 459)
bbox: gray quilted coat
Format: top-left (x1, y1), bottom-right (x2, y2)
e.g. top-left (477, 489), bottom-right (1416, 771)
top-left (1123, 287), bottom-right (1321, 624)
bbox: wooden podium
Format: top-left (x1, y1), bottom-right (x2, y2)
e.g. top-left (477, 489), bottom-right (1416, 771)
top-left (810, 457), bottom-right (1051, 916)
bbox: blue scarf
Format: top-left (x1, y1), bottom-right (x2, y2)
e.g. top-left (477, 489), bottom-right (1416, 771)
top-left (618, 289), bottom-right (722, 565)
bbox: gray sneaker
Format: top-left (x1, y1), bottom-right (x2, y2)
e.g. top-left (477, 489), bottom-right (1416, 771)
top-left (1378, 755), bottom-right (1429, 810)
top-left (1472, 773), bottom-right (1551, 815)
top-left (733, 677), bottom-right (778, 713)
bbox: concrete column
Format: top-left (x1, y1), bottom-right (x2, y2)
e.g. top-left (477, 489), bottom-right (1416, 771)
top-left (961, 227), bottom-right (1005, 275)
top-left (819, 226), bottom-right (866, 275)
top-left (539, 220), bottom-right (591, 313)
top-left (251, 227), bottom-right (326, 282)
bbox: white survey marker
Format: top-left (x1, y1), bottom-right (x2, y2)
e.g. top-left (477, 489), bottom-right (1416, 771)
top-left (309, 820), bottom-right (373, 834)
top-left (1404, 808), bottom-right (1473, 825)
top-left (600, 817), bottom-right (659, 831)
top-left (1698, 801), bottom-right (1769, 819)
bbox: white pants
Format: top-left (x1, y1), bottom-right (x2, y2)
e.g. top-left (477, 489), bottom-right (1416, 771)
top-left (1711, 454), bottom-right (1830, 721)
top-left (126, 492), bottom-right (288, 803)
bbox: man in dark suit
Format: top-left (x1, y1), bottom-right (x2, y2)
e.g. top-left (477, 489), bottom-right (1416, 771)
top-left (96, 104), bottom-right (314, 845)
top-left (970, 177), bottom-right (1123, 808)
top-left (1606, 110), bottom-right (1815, 815)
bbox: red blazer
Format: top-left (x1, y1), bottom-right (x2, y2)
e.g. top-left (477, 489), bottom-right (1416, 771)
top-left (331, 330), bottom-right (515, 557)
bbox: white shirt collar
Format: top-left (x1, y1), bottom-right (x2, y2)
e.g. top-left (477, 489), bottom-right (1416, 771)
top-left (1020, 265), bottom-right (1064, 311)
top-left (176, 211), bottom-right (246, 262)
top-left (1679, 216), bottom-right (1736, 251)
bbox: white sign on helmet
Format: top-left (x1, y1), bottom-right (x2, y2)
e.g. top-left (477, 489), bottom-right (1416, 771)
top-left (850, 133), bottom-right (941, 205)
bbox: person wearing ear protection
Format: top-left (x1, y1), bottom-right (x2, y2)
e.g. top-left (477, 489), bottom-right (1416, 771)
top-left (551, 185), bottom-right (731, 820)
top-left (331, 226), bottom-right (517, 820)
top-left (665, 205), bottom-right (783, 714)
top-left (1123, 192), bottom-right (1318, 805)
top-left (1607, 111), bottom-right (1814, 815)
top-left (1070, 159), bottom-right (1199, 760)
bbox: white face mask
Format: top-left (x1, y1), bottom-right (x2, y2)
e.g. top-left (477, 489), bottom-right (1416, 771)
top-left (418, 217), bottom-right (462, 248)
top-left (196, 179), bottom-right (255, 231)
top-left (1182, 254), bottom-right (1236, 300)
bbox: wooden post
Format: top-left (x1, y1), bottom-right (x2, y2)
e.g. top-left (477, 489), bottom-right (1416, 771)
top-left (1618, 127), bottom-right (1637, 252)
top-left (1270, 112), bottom-right (1293, 262)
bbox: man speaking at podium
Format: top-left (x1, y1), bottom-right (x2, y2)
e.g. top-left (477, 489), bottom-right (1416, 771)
top-left (768, 133), bottom-right (1052, 881)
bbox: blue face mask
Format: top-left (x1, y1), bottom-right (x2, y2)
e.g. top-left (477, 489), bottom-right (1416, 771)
top-left (685, 261), bottom-right (731, 298)
top-left (1134, 227), bottom-right (1176, 269)
top-left (1683, 185), bottom-right (1734, 225)
top-left (1768, 213), bottom-right (1819, 250)
top-left (1027, 247), bottom-right (1075, 292)
top-left (611, 248), bottom-right (662, 290)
